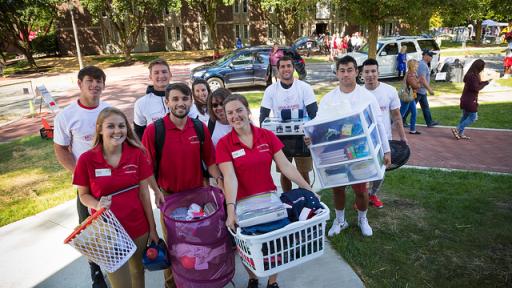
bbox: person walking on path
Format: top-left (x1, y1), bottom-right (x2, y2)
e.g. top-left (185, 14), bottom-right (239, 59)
top-left (141, 83), bottom-right (223, 288)
top-left (306, 56), bottom-right (391, 237)
top-left (217, 94), bottom-right (313, 288)
top-left (73, 107), bottom-right (160, 288)
top-left (133, 58), bottom-right (172, 140)
top-left (53, 66), bottom-right (110, 288)
top-left (401, 59), bottom-right (422, 135)
top-left (362, 58), bottom-right (407, 209)
top-left (260, 56), bottom-right (318, 193)
top-left (451, 59), bottom-right (489, 140)
top-left (404, 50), bottom-right (439, 128)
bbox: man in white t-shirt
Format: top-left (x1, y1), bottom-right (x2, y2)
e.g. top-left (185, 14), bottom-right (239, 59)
top-left (133, 58), bottom-right (172, 140)
top-left (260, 55), bottom-right (318, 192)
top-left (307, 56), bottom-right (391, 237)
top-left (362, 58), bottom-right (408, 209)
top-left (53, 66), bottom-right (110, 288)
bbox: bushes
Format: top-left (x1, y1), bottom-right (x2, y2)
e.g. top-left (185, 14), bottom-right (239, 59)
top-left (31, 32), bottom-right (59, 55)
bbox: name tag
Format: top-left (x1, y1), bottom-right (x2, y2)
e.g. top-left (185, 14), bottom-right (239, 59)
top-left (231, 149), bottom-right (246, 159)
top-left (95, 168), bottom-right (111, 177)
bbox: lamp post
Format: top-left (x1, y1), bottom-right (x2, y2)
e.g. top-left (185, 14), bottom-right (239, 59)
top-left (69, 1), bottom-right (84, 69)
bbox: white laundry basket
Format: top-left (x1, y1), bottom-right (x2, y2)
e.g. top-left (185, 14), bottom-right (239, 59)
top-left (229, 203), bottom-right (330, 277)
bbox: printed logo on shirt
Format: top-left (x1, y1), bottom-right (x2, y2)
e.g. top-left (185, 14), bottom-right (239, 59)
top-left (189, 135), bottom-right (200, 144)
top-left (122, 164), bottom-right (138, 174)
top-left (257, 144), bottom-right (270, 152)
top-left (84, 134), bottom-right (94, 142)
top-left (380, 106), bottom-right (387, 112)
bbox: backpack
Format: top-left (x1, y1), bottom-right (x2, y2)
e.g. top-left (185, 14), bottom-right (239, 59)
top-left (153, 117), bottom-right (206, 180)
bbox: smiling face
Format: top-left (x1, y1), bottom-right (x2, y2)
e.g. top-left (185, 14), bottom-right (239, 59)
top-left (278, 59), bottom-right (294, 82)
top-left (149, 64), bottom-right (171, 91)
top-left (225, 100), bottom-right (251, 130)
top-left (362, 64), bottom-right (379, 89)
top-left (193, 83), bottom-right (209, 104)
top-left (166, 88), bottom-right (192, 119)
top-left (100, 114), bottom-right (127, 148)
top-left (77, 75), bottom-right (104, 107)
top-left (211, 96), bottom-right (226, 123)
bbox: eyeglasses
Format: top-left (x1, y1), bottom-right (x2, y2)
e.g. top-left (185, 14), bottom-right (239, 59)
top-left (212, 103), bottom-right (223, 108)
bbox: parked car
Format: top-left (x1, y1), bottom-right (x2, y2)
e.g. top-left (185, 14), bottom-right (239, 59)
top-left (331, 36), bottom-right (441, 83)
top-left (191, 45), bottom-right (306, 90)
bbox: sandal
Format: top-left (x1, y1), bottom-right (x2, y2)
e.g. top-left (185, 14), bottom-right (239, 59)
top-left (451, 128), bottom-right (460, 140)
top-left (459, 134), bottom-right (471, 140)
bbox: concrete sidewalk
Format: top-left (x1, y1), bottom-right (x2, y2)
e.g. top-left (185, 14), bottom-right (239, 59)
top-left (0, 166), bottom-right (364, 288)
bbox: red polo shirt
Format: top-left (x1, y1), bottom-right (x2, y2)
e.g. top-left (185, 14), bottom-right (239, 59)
top-left (142, 115), bottom-right (216, 193)
top-left (216, 125), bottom-right (284, 200)
top-left (73, 142), bottom-right (152, 239)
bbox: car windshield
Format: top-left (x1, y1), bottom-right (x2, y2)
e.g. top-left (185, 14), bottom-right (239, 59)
top-left (358, 42), bottom-right (384, 54)
top-left (213, 51), bottom-right (237, 65)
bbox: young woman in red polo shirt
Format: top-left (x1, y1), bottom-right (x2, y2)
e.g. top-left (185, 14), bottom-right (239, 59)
top-left (73, 107), bottom-right (159, 288)
top-left (216, 94), bottom-right (313, 288)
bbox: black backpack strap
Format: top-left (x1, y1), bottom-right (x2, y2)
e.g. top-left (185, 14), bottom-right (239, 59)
top-left (191, 118), bottom-right (209, 178)
top-left (207, 118), bottom-right (216, 135)
top-left (154, 118), bottom-right (165, 180)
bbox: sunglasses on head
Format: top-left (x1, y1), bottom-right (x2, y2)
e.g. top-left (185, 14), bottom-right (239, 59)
top-left (212, 103), bottom-right (223, 108)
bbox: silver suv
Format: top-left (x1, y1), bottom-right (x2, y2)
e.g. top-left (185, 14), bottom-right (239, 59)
top-left (331, 36), bottom-right (441, 83)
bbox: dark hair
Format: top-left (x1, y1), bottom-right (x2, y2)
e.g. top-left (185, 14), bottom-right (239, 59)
top-left (78, 66), bottom-right (106, 83)
top-left (208, 88), bottom-right (232, 121)
top-left (336, 55), bottom-right (357, 71)
top-left (223, 93), bottom-right (250, 112)
top-left (148, 58), bottom-right (170, 73)
top-left (277, 55), bottom-right (294, 69)
top-left (464, 59), bottom-right (485, 78)
top-left (362, 58), bottom-right (379, 68)
top-left (165, 82), bottom-right (191, 100)
top-left (191, 78), bottom-right (211, 114)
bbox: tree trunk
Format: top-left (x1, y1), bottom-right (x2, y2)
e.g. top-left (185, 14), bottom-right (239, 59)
top-left (207, 18), bottom-right (219, 59)
top-left (475, 20), bottom-right (482, 46)
top-left (367, 21), bottom-right (379, 59)
top-left (124, 48), bottom-right (132, 61)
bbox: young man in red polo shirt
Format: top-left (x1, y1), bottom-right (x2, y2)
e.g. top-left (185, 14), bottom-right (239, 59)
top-left (141, 82), bottom-right (223, 288)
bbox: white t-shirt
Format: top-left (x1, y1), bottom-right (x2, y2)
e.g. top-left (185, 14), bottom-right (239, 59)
top-left (365, 83), bottom-right (400, 140)
top-left (189, 104), bottom-right (210, 124)
top-left (53, 100), bottom-right (110, 159)
top-left (211, 121), bottom-right (232, 146)
top-left (261, 80), bottom-right (317, 119)
top-left (319, 85), bottom-right (390, 153)
top-left (133, 93), bottom-right (168, 127)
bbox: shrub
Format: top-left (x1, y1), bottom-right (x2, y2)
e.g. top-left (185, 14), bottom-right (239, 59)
top-left (31, 32), bottom-right (59, 55)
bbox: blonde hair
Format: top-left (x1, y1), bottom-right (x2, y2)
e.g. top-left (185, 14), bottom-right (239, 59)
top-left (93, 107), bottom-right (143, 149)
top-left (407, 59), bottom-right (418, 73)
top-left (400, 46), bottom-right (407, 53)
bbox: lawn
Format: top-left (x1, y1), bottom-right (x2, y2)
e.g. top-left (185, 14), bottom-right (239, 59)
top-left (496, 78), bottom-right (512, 88)
top-left (415, 102), bottom-right (512, 129)
top-left (321, 168), bottom-right (512, 287)
top-left (0, 135), bottom-right (72, 227)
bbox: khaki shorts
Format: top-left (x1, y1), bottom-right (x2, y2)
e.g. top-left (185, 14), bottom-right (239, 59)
top-left (276, 156), bottom-right (313, 174)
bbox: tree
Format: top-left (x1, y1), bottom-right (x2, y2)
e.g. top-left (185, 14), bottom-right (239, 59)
top-left (0, 0), bottom-right (58, 67)
top-left (81, 0), bottom-right (179, 61)
top-left (258, 0), bottom-right (317, 45)
top-left (184, 0), bottom-right (234, 57)
top-left (339, 0), bottom-right (440, 59)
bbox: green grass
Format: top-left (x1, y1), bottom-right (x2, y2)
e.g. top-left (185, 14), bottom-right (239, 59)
top-left (440, 40), bottom-right (507, 49)
top-left (386, 80), bottom-right (465, 95)
top-left (0, 135), bottom-right (73, 227)
top-left (441, 47), bottom-right (506, 57)
top-left (496, 78), bottom-right (512, 88)
top-left (305, 55), bottom-right (330, 64)
top-left (321, 168), bottom-right (512, 287)
top-left (415, 101), bottom-right (512, 129)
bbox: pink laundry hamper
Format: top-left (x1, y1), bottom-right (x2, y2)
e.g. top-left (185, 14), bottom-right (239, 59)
top-left (161, 186), bottom-right (235, 288)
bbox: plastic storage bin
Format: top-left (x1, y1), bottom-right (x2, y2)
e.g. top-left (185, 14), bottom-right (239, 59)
top-left (229, 203), bottom-right (330, 277)
top-left (262, 117), bottom-right (311, 157)
top-left (304, 104), bottom-right (385, 188)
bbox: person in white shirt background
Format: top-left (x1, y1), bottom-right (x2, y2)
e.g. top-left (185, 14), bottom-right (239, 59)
top-left (189, 78), bottom-right (210, 123)
top-left (306, 56), bottom-right (391, 237)
top-left (206, 87), bottom-right (233, 146)
top-left (133, 58), bottom-right (172, 140)
top-left (362, 58), bottom-right (408, 209)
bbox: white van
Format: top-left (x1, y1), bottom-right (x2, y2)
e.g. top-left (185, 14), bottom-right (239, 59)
top-left (331, 36), bottom-right (441, 83)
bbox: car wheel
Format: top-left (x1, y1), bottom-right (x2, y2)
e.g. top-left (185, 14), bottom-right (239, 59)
top-left (356, 68), bottom-right (365, 84)
top-left (207, 77), bottom-right (224, 91)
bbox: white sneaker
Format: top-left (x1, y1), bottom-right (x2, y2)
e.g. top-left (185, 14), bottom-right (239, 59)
top-left (358, 217), bottom-right (373, 237)
top-left (328, 218), bottom-right (349, 237)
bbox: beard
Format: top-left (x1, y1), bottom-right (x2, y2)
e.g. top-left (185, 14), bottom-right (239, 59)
top-left (170, 108), bottom-right (189, 119)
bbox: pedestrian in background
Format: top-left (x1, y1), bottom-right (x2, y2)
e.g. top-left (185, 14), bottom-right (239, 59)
top-left (401, 59), bottom-right (422, 135)
top-left (451, 59), bottom-right (489, 140)
top-left (397, 46), bottom-right (407, 79)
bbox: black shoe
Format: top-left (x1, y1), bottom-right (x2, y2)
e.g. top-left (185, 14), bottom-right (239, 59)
top-left (247, 278), bottom-right (259, 288)
top-left (267, 282), bottom-right (280, 288)
top-left (90, 262), bottom-right (107, 288)
top-left (427, 121), bottom-right (439, 128)
top-left (409, 131), bottom-right (421, 135)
